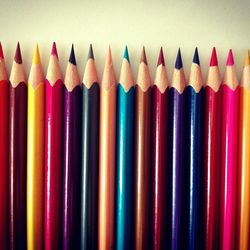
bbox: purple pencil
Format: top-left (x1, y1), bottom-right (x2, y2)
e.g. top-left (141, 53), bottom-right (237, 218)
top-left (62, 45), bottom-right (82, 250)
top-left (167, 49), bottom-right (186, 250)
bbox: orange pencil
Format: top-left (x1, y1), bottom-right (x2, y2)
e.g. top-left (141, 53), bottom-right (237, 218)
top-left (237, 51), bottom-right (250, 250)
top-left (98, 47), bottom-right (116, 250)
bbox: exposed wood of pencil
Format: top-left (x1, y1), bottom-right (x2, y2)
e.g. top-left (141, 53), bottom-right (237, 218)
top-left (9, 43), bottom-right (27, 250)
top-left (27, 44), bottom-right (45, 250)
top-left (134, 47), bottom-right (151, 250)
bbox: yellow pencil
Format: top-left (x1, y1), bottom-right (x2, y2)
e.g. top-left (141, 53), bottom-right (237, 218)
top-left (237, 51), bottom-right (250, 250)
top-left (27, 45), bottom-right (45, 250)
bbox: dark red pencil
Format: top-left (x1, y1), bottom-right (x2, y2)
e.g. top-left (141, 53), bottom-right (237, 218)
top-left (9, 42), bottom-right (27, 250)
top-left (151, 47), bottom-right (169, 250)
top-left (203, 48), bottom-right (221, 250)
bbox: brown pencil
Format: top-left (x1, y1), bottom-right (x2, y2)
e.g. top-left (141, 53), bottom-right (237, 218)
top-left (98, 47), bottom-right (116, 250)
top-left (134, 47), bottom-right (151, 250)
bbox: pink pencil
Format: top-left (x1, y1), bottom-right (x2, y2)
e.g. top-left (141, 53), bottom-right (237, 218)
top-left (220, 49), bottom-right (239, 250)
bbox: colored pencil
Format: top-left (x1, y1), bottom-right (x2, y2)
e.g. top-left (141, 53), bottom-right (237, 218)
top-left (115, 46), bottom-right (135, 250)
top-left (9, 42), bottom-right (27, 250)
top-left (166, 48), bottom-right (185, 250)
top-left (151, 47), bottom-right (168, 250)
top-left (203, 48), bottom-right (221, 250)
top-left (220, 49), bottom-right (239, 250)
top-left (81, 44), bottom-right (99, 250)
top-left (62, 45), bottom-right (82, 250)
top-left (237, 51), bottom-right (250, 250)
top-left (44, 42), bottom-right (63, 250)
top-left (183, 48), bottom-right (204, 249)
top-left (134, 47), bottom-right (151, 250)
top-left (0, 42), bottom-right (9, 249)
top-left (27, 45), bottom-right (45, 250)
top-left (98, 47), bottom-right (116, 250)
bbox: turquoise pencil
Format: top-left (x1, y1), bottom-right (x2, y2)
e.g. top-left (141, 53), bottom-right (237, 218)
top-left (115, 46), bottom-right (135, 249)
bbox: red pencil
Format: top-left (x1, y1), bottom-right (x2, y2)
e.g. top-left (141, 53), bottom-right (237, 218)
top-left (44, 42), bottom-right (63, 250)
top-left (0, 42), bottom-right (9, 249)
top-left (151, 47), bottom-right (169, 249)
top-left (203, 48), bottom-right (221, 250)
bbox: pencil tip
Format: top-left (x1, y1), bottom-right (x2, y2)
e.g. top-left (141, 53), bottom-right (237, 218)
top-left (175, 48), bottom-right (183, 69)
top-left (51, 42), bottom-right (58, 57)
top-left (193, 47), bottom-right (200, 65)
top-left (14, 42), bottom-right (22, 64)
top-left (210, 47), bottom-right (218, 66)
top-left (226, 49), bottom-right (234, 66)
top-left (69, 44), bottom-right (76, 65)
top-left (140, 46), bottom-right (148, 65)
top-left (157, 47), bottom-right (165, 66)
top-left (123, 45), bottom-right (130, 63)
top-left (88, 44), bottom-right (94, 59)
top-left (32, 44), bottom-right (41, 64)
top-left (106, 46), bottom-right (113, 65)
top-left (244, 50), bottom-right (250, 66)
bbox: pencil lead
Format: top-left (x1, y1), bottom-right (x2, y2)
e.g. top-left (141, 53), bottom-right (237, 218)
top-left (226, 49), bottom-right (234, 66)
top-left (14, 42), bottom-right (22, 64)
top-left (193, 47), bottom-right (200, 65)
top-left (140, 46), bottom-right (148, 65)
top-left (69, 44), bottom-right (76, 65)
top-left (157, 47), bottom-right (165, 66)
top-left (123, 45), bottom-right (130, 63)
top-left (51, 42), bottom-right (58, 58)
top-left (32, 44), bottom-right (41, 64)
top-left (175, 48), bottom-right (183, 69)
top-left (210, 47), bottom-right (218, 66)
top-left (0, 42), bottom-right (4, 59)
top-left (244, 50), bottom-right (250, 66)
top-left (88, 44), bottom-right (94, 59)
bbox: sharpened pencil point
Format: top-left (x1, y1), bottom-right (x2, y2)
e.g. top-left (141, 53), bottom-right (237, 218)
top-left (157, 47), bottom-right (165, 66)
top-left (175, 48), bottom-right (183, 69)
top-left (106, 46), bottom-right (113, 65)
top-left (123, 46), bottom-right (130, 63)
top-left (193, 47), bottom-right (200, 65)
top-left (88, 44), bottom-right (94, 59)
top-left (0, 42), bottom-right (3, 59)
top-left (244, 50), bottom-right (250, 66)
top-left (140, 46), bottom-right (148, 65)
top-left (210, 47), bottom-right (218, 66)
top-left (226, 49), bottom-right (234, 66)
top-left (51, 42), bottom-right (58, 58)
top-left (14, 42), bottom-right (22, 64)
top-left (69, 44), bottom-right (76, 65)
top-left (32, 44), bottom-right (41, 64)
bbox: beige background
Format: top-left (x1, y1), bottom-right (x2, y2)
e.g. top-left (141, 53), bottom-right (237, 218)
top-left (0, 0), bottom-right (250, 83)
